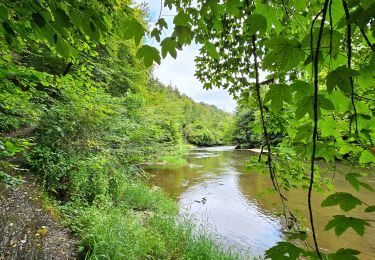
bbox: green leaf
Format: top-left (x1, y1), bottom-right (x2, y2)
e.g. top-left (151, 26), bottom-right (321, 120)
top-left (326, 66), bottom-right (359, 94)
top-left (226, 0), bottom-right (242, 17)
top-left (264, 84), bottom-right (292, 113)
top-left (295, 96), bottom-right (314, 120)
top-left (151, 28), bottom-right (161, 42)
top-left (157, 18), bottom-right (168, 29)
top-left (56, 36), bottom-right (70, 59)
top-left (291, 80), bottom-right (313, 102)
top-left (358, 57), bottom-right (375, 89)
top-left (320, 118), bottom-right (340, 138)
top-left (204, 41), bottom-right (219, 60)
top-left (345, 173), bottom-right (374, 192)
top-left (68, 9), bottom-right (83, 31)
top-left (365, 206), bottom-right (375, 212)
top-left (173, 11), bottom-right (190, 27)
top-left (302, 28), bottom-right (343, 57)
top-left (321, 192), bottom-right (362, 212)
top-left (173, 25), bottom-right (192, 45)
top-left (253, 1), bottom-right (282, 33)
top-left (316, 143), bottom-right (337, 162)
top-left (359, 150), bottom-right (375, 164)
top-left (161, 37), bottom-right (178, 58)
top-left (328, 248), bottom-right (361, 260)
top-left (263, 37), bottom-right (305, 72)
top-left (82, 20), bottom-right (100, 41)
top-left (164, 0), bottom-right (173, 9)
top-left (285, 231), bottom-right (307, 241)
top-left (325, 215), bottom-right (370, 236)
top-left (0, 4), bottom-right (9, 20)
top-left (264, 242), bottom-right (305, 260)
top-left (330, 90), bottom-right (351, 113)
top-left (319, 96), bottom-right (335, 110)
top-left (294, 124), bottom-right (313, 142)
top-left (53, 8), bottom-right (70, 28)
top-left (245, 14), bottom-right (267, 36)
top-left (121, 18), bottom-right (144, 45)
top-left (136, 45), bottom-right (161, 68)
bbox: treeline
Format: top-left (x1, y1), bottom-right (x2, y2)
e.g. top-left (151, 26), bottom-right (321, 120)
top-left (1, 23), bottom-right (233, 199)
top-left (147, 81), bottom-right (234, 146)
top-left (232, 107), bottom-right (283, 149)
top-left (0, 1), bottom-right (238, 258)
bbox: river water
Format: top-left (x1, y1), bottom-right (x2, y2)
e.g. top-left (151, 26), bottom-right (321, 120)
top-left (147, 146), bottom-right (375, 259)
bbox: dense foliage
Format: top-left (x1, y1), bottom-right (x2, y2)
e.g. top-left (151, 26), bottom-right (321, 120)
top-left (0, 1), bottom-right (235, 258)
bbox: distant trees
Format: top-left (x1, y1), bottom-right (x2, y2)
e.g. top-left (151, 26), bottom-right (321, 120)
top-left (146, 80), bottom-right (235, 147)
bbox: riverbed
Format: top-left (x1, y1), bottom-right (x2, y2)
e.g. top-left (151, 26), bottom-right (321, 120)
top-left (147, 146), bottom-right (375, 259)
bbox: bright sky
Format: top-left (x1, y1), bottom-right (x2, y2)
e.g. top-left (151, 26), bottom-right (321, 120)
top-left (135, 1), bottom-right (237, 112)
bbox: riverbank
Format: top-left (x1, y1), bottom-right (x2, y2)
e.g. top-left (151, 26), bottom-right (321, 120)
top-left (0, 146), bottom-right (243, 259)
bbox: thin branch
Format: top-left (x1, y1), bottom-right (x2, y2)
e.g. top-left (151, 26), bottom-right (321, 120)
top-left (359, 27), bottom-right (375, 51)
top-left (251, 35), bottom-right (279, 194)
top-left (158, 0), bottom-right (163, 20)
top-left (328, 0), bottom-right (333, 68)
top-left (342, 0), bottom-right (364, 147)
top-left (309, 1), bottom-right (330, 258)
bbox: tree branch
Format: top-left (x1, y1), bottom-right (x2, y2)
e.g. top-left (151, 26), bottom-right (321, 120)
top-left (309, 1), bottom-right (330, 258)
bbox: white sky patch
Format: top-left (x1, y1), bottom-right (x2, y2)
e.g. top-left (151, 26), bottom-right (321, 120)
top-left (134, 1), bottom-right (237, 112)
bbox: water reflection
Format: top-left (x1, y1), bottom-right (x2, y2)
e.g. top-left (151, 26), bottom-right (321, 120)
top-left (148, 146), bottom-right (375, 258)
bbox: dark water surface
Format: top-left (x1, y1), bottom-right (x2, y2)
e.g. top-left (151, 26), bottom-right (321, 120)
top-left (148, 146), bottom-right (375, 259)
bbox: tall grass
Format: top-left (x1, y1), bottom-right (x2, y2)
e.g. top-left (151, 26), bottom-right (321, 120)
top-left (63, 180), bottom-right (243, 260)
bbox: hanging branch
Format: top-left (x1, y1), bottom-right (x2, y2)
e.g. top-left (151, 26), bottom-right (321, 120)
top-left (309, 1), bottom-right (330, 259)
top-left (342, 0), bottom-right (363, 147)
top-left (251, 35), bottom-right (312, 250)
top-left (251, 35), bottom-right (279, 195)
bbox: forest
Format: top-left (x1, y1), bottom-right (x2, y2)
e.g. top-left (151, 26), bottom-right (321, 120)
top-left (0, 0), bottom-right (374, 259)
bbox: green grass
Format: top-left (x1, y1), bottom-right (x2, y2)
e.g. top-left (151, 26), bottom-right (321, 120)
top-left (71, 207), bottom-right (242, 260)
top-left (61, 179), bottom-right (243, 260)
top-left (153, 144), bottom-right (194, 167)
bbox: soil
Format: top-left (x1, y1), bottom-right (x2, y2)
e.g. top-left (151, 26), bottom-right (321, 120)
top-left (0, 179), bottom-right (78, 260)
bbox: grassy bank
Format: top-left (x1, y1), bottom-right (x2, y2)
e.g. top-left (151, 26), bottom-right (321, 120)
top-left (152, 144), bottom-right (194, 166)
top-left (57, 179), bottom-right (241, 259)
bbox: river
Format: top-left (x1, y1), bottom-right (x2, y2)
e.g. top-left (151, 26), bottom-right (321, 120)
top-left (147, 146), bottom-right (375, 259)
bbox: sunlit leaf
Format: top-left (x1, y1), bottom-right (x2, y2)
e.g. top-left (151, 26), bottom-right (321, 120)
top-left (264, 84), bottom-right (291, 113)
top-left (136, 45), bottom-right (161, 68)
top-left (359, 150), bottom-right (375, 164)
